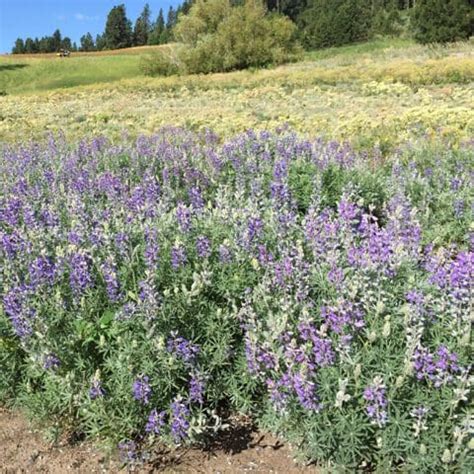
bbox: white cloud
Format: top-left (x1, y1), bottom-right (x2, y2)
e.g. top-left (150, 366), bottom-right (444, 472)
top-left (75, 13), bottom-right (99, 21)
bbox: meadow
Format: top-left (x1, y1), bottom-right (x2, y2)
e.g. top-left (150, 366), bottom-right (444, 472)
top-left (1, 39), bottom-right (473, 148)
top-left (0, 39), bottom-right (473, 471)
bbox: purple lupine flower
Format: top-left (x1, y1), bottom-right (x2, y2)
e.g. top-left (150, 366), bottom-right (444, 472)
top-left (327, 265), bottom-right (344, 288)
top-left (247, 216), bottom-right (263, 244)
top-left (453, 199), bottom-right (464, 218)
top-left (188, 186), bottom-right (204, 212)
top-left (69, 251), bottom-right (93, 295)
top-left (118, 440), bottom-right (138, 463)
top-left (90, 379), bottom-right (105, 399)
top-left (170, 398), bottom-right (190, 443)
top-left (167, 333), bottom-right (200, 364)
top-left (176, 202), bottom-right (191, 232)
top-left (251, 343), bottom-right (277, 372)
top-left (406, 290), bottom-right (425, 306)
top-left (1, 230), bottom-right (25, 259)
top-left (114, 232), bottom-right (129, 256)
top-left (413, 345), bottom-right (460, 387)
top-left (363, 377), bottom-right (388, 427)
top-left (145, 408), bottom-right (166, 435)
top-left (3, 284), bottom-right (35, 339)
top-left (101, 258), bottom-right (120, 302)
top-left (196, 236), bottom-right (211, 258)
top-left (337, 199), bottom-right (359, 222)
top-left (171, 244), bottom-right (187, 269)
top-left (144, 227), bottom-right (159, 268)
top-left (321, 300), bottom-right (364, 334)
top-left (266, 375), bottom-right (291, 411)
top-left (410, 405), bottom-right (430, 419)
top-left (298, 321), bottom-right (335, 367)
top-left (219, 244), bottom-right (233, 263)
top-left (189, 373), bottom-right (206, 404)
top-left (450, 177), bottom-right (462, 190)
top-left (115, 302), bottom-right (138, 321)
top-left (43, 353), bottom-right (61, 371)
top-left (132, 375), bottom-right (152, 404)
top-left (28, 256), bottom-right (57, 287)
top-left (292, 373), bottom-right (320, 411)
top-left (68, 231), bottom-right (83, 246)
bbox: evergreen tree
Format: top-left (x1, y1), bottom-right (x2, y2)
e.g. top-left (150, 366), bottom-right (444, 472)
top-left (411, 0), bottom-right (472, 43)
top-left (61, 37), bottom-right (72, 50)
top-left (24, 38), bottom-right (36, 54)
top-left (266, 0), bottom-right (307, 21)
top-left (104, 4), bottom-right (133, 49)
top-left (134, 3), bottom-right (152, 46)
top-left (12, 38), bottom-right (25, 54)
top-left (298, 0), bottom-right (372, 49)
top-left (52, 29), bottom-right (62, 51)
top-left (181, 0), bottom-right (194, 15)
top-left (80, 32), bottom-right (96, 51)
top-left (149, 8), bottom-right (166, 44)
top-left (96, 34), bottom-right (107, 51)
top-left (71, 42), bottom-right (78, 52)
top-left (166, 5), bottom-right (177, 40)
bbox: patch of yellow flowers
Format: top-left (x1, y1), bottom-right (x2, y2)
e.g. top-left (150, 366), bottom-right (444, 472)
top-left (1, 48), bottom-right (472, 148)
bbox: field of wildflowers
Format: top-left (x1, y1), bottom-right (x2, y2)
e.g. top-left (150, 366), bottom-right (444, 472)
top-left (0, 127), bottom-right (472, 470)
top-left (1, 40), bottom-right (473, 148)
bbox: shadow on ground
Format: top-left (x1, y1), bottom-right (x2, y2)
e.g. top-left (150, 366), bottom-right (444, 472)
top-left (0, 63), bottom-right (29, 71)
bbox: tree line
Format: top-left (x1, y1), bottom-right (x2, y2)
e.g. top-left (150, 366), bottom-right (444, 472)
top-left (11, 0), bottom-right (474, 54)
top-left (11, 2), bottom-right (192, 54)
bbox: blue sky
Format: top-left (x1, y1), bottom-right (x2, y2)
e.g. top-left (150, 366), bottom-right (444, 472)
top-left (0, 0), bottom-right (180, 53)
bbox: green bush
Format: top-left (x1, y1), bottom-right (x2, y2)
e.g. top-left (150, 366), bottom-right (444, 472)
top-left (411, 0), bottom-right (473, 44)
top-left (139, 47), bottom-right (182, 76)
top-left (142, 0), bottom-right (301, 76)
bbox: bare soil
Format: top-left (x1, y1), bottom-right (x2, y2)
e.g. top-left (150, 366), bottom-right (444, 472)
top-left (0, 409), bottom-right (317, 473)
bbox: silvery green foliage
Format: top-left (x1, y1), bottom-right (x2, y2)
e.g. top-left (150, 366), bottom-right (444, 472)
top-left (0, 129), bottom-right (472, 471)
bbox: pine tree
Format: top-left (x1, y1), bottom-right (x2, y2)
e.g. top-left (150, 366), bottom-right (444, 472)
top-left (104, 4), bottom-right (133, 49)
top-left (96, 34), bottom-right (106, 51)
top-left (12, 38), bottom-right (25, 54)
top-left (298, 0), bottom-right (372, 49)
top-left (164, 5), bottom-right (177, 41)
top-left (149, 8), bottom-right (166, 44)
top-left (266, 0), bottom-right (308, 20)
top-left (61, 37), bottom-right (72, 50)
top-left (411, 0), bottom-right (472, 43)
top-left (181, 0), bottom-right (194, 15)
top-left (24, 38), bottom-right (36, 54)
top-left (80, 33), bottom-right (96, 51)
top-left (134, 3), bottom-right (152, 46)
top-left (52, 29), bottom-right (62, 51)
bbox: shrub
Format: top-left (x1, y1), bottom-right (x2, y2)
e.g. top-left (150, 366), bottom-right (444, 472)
top-left (0, 129), bottom-right (472, 471)
top-left (139, 46), bottom-right (182, 76)
top-left (142, 0), bottom-right (301, 75)
top-left (411, 0), bottom-right (473, 44)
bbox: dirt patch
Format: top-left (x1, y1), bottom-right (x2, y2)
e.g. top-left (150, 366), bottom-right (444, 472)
top-left (0, 409), bottom-right (317, 473)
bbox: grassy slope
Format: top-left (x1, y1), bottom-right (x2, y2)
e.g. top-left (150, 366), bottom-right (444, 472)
top-left (0, 39), bottom-right (413, 95)
top-left (0, 39), bottom-right (472, 146)
top-left (0, 54), bottom-right (145, 94)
